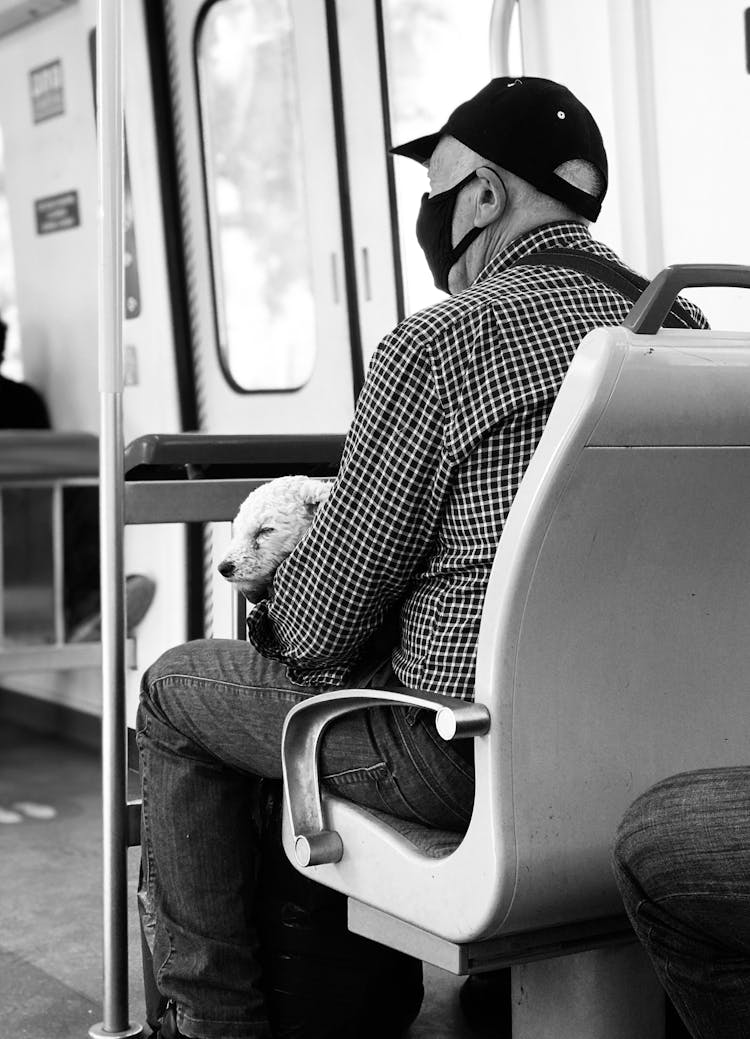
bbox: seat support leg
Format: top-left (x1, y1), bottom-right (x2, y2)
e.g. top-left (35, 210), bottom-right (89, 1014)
top-left (511, 943), bottom-right (665, 1039)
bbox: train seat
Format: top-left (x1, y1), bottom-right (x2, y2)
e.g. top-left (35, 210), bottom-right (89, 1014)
top-left (280, 268), bottom-right (750, 1037)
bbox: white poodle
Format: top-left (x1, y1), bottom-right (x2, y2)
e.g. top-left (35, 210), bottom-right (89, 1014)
top-left (218, 475), bottom-right (331, 602)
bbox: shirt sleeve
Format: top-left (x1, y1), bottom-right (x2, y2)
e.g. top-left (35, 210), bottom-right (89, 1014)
top-left (246, 319), bottom-right (448, 686)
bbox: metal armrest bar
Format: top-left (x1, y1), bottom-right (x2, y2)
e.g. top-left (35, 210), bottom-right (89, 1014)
top-left (281, 687), bottom-right (490, 867)
top-left (124, 433), bottom-right (345, 475)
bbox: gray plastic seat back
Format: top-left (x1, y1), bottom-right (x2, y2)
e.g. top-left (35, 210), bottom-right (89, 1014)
top-left (282, 319), bottom-right (750, 944)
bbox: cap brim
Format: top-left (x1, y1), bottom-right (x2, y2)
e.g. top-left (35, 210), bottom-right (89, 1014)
top-left (389, 130), bottom-right (442, 164)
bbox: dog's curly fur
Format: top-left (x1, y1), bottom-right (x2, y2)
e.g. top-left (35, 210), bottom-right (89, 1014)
top-left (218, 476), bottom-right (331, 602)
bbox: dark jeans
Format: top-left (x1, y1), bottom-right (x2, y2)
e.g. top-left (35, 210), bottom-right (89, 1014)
top-left (136, 638), bottom-right (474, 1039)
top-left (612, 768), bottom-right (750, 1038)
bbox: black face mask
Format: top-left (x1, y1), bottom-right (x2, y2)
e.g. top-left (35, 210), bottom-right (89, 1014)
top-left (416, 170), bottom-right (484, 293)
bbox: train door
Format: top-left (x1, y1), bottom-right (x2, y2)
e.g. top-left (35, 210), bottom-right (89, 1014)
top-left (166, 0), bottom-right (497, 424)
top-left (157, 0), bottom-right (385, 435)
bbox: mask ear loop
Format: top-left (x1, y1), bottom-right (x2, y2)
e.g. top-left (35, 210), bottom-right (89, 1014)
top-left (447, 225), bottom-right (484, 267)
top-left (446, 167), bottom-right (507, 269)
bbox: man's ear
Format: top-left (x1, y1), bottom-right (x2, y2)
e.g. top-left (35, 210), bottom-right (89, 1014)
top-left (473, 167), bottom-right (507, 228)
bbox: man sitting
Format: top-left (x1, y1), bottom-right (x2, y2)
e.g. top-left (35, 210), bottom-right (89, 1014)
top-left (138, 77), bottom-right (706, 1038)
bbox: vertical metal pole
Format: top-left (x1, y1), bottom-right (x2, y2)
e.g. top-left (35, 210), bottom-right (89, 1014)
top-left (517, 0), bottom-right (549, 77)
top-left (489, 0), bottom-right (518, 77)
top-left (631, 0), bottom-right (665, 277)
top-left (91, 1), bottom-right (142, 1036)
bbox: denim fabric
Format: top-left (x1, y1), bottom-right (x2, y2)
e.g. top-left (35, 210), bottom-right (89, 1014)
top-left (613, 768), bottom-right (750, 1038)
top-left (136, 638), bottom-right (474, 1039)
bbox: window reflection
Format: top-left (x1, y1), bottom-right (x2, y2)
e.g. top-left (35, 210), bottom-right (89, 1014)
top-left (198, 0), bottom-right (316, 391)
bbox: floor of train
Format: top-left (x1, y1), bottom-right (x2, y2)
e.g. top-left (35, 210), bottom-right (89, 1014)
top-left (0, 716), bottom-right (482, 1039)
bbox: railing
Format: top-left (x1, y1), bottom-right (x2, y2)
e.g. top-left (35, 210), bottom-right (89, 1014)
top-left (0, 431), bottom-right (136, 674)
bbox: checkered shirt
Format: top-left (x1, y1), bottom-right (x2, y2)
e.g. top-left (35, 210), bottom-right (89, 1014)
top-left (248, 221), bottom-right (707, 699)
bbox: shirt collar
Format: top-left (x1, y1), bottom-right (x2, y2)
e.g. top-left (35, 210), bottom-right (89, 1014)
top-left (474, 221), bottom-right (594, 286)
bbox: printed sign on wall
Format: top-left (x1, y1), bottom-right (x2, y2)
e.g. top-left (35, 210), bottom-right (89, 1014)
top-left (29, 60), bottom-right (65, 123)
top-left (35, 191), bottom-right (80, 234)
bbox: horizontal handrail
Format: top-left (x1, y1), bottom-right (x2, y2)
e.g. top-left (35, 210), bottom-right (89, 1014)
top-left (0, 432), bottom-right (98, 480)
top-left (124, 433), bottom-right (345, 476)
top-left (0, 639), bottom-right (137, 673)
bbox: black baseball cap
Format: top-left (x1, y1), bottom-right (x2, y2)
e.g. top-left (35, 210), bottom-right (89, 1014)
top-left (391, 77), bottom-right (608, 222)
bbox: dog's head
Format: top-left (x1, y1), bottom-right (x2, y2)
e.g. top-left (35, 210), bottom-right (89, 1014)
top-left (218, 476), bottom-right (331, 602)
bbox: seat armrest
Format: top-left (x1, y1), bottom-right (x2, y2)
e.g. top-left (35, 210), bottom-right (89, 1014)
top-left (281, 687), bottom-right (490, 867)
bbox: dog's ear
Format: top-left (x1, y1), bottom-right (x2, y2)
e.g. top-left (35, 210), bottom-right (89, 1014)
top-left (298, 479), bottom-right (331, 509)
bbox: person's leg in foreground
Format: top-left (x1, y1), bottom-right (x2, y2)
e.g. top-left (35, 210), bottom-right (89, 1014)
top-left (137, 639), bottom-right (474, 1039)
top-left (612, 768), bottom-right (750, 1039)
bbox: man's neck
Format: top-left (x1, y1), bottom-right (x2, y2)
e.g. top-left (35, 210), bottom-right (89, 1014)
top-left (449, 212), bottom-right (588, 294)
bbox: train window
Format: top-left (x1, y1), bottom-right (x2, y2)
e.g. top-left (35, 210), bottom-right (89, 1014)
top-left (0, 125), bottom-right (21, 380)
top-left (197, 0), bottom-right (316, 391)
top-left (381, 0), bottom-right (496, 316)
top-left (381, 0), bottom-right (513, 316)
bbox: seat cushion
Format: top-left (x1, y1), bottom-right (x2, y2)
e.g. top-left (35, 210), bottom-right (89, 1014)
top-left (356, 804), bottom-right (464, 859)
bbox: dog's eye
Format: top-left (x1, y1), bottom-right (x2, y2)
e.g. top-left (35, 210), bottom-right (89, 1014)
top-left (256, 526), bottom-right (275, 539)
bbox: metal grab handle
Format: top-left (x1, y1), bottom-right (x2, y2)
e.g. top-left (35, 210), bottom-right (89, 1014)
top-left (624, 264), bottom-right (750, 335)
top-left (281, 687), bottom-right (490, 867)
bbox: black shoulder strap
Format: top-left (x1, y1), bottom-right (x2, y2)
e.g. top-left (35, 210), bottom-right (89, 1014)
top-left (514, 248), bottom-right (702, 330)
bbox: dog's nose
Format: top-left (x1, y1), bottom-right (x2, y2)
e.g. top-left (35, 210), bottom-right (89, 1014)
top-left (218, 560), bottom-right (235, 578)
